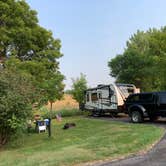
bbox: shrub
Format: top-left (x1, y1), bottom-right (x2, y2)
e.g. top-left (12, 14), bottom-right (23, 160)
top-left (0, 70), bottom-right (38, 146)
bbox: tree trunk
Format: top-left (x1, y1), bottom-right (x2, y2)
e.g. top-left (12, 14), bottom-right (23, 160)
top-left (50, 101), bottom-right (53, 114)
top-left (0, 132), bottom-right (8, 146)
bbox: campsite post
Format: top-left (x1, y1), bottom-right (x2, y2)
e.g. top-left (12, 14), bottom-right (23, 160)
top-left (48, 101), bottom-right (53, 137)
top-left (48, 118), bottom-right (51, 137)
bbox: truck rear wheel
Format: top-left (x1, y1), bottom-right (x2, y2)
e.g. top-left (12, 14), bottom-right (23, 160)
top-left (131, 111), bottom-right (143, 123)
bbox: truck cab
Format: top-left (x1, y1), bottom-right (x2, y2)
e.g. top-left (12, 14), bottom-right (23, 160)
top-left (125, 92), bottom-right (166, 123)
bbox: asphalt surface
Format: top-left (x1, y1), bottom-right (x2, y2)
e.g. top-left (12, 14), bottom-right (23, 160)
top-left (90, 115), bottom-right (166, 166)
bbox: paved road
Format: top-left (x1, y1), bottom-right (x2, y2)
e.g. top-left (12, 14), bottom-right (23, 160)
top-left (91, 115), bottom-right (166, 166)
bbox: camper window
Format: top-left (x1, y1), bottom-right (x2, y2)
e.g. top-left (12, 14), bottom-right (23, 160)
top-left (91, 93), bottom-right (98, 101)
top-left (86, 93), bottom-right (90, 102)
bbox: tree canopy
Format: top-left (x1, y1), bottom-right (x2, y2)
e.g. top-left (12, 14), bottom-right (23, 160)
top-left (108, 28), bottom-right (166, 91)
top-left (0, 0), bottom-right (62, 61)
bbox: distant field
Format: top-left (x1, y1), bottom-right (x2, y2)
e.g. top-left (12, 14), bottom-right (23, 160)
top-left (46, 94), bottom-right (79, 111)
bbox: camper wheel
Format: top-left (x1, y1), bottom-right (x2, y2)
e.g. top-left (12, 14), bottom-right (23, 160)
top-left (91, 111), bottom-right (97, 117)
top-left (97, 110), bottom-right (104, 117)
top-left (91, 110), bottom-right (103, 117)
top-left (110, 112), bottom-right (118, 117)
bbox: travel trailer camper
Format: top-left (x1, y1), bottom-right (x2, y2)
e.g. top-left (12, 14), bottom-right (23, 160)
top-left (84, 83), bottom-right (140, 115)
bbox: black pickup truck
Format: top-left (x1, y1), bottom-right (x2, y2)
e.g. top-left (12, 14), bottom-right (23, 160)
top-left (125, 92), bottom-right (166, 123)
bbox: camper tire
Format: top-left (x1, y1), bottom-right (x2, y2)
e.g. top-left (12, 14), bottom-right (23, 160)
top-left (97, 110), bottom-right (104, 117)
top-left (92, 110), bottom-right (102, 117)
top-left (131, 111), bottom-right (143, 123)
top-left (91, 111), bottom-right (98, 117)
top-left (110, 112), bottom-right (118, 117)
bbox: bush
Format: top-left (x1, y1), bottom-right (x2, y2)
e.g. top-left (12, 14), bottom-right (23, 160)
top-left (0, 70), bottom-right (38, 146)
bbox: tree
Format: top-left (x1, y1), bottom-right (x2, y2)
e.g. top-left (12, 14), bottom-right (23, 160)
top-left (0, 0), bottom-right (64, 141)
top-left (108, 27), bottom-right (166, 91)
top-left (71, 73), bottom-right (87, 109)
top-left (0, 69), bottom-right (39, 146)
top-left (45, 73), bottom-right (65, 112)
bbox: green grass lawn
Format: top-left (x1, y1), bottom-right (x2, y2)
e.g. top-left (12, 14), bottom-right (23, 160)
top-left (0, 117), bottom-right (164, 166)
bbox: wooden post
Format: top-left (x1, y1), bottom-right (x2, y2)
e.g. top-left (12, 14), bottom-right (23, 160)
top-left (48, 101), bottom-right (53, 137)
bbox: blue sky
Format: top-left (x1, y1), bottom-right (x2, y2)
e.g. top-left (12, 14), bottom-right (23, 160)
top-left (26, 0), bottom-right (166, 89)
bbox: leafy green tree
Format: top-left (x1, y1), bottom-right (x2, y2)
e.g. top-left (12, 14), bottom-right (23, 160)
top-left (108, 28), bottom-right (166, 91)
top-left (71, 73), bottom-right (87, 109)
top-left (0, 69), bottom-right (39, 146)
top-left (45, 73), bottom-right (65, 112)
top-left (0, 0), bottom-right (64, 141)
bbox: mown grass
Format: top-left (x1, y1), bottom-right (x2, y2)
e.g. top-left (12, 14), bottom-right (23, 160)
top-left (0, 117), bottom-right (164, 166)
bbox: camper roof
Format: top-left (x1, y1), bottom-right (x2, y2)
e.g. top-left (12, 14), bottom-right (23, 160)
top-left (116, 83), bottom-right (136, 88)
top-left (85, 84), bottom-right (110, 91)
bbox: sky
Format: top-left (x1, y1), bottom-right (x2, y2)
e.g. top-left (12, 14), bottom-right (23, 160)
top-left (26, 0), bottom-right (166, 89)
